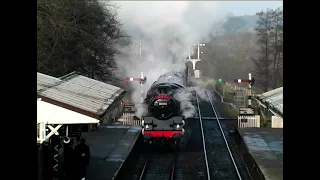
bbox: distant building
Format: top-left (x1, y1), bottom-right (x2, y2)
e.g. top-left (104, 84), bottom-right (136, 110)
top-left (37, 71), bottom-right (127, 130)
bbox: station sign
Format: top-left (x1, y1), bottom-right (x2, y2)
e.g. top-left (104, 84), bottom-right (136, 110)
top-left (124, 104), bottom-right (135, 113)
top-left (239, 107), bottom-right (254, 115)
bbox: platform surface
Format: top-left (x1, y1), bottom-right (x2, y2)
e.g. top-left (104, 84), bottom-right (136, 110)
top-left (81, 125), bottom-right (141, 180)
top-left (237, 128), bottom-right (283, 180)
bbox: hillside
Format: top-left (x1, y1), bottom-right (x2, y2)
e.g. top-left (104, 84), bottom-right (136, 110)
top-left (188, 31), bottom-right (259, 82)
top-left (121, 13), bottom-right (261, 82)
top-left (237, 15), bottom-right (259, 32)
top-left (122, 14), bottom-right (259, 38)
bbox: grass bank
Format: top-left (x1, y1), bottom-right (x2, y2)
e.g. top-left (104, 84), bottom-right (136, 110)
top-left (200, 77), bottom-right (271, 127)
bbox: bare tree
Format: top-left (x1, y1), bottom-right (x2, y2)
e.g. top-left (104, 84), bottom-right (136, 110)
top-left (197, 31), bottom-right (257, 82)
top-left (37, 0), bottom-right (130, 81)
top-left (37, 0), bottom-right (75, 73)
top-left (250, 8), bottom-right (283, 91)
top-left (251, 9), bottom-right (274, 91)
top-left (270, 8), bottom-right (283, 88)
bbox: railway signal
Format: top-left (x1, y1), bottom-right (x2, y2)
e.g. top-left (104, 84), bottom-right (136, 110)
top-left (218, 78), bottom-right (223, 83)
top-left (235, 73), bottom-right (261, 128)
top-left (234, 73), bottom-right (254, 108)
top-left (124, 72), bottom-right (147, 103)
top-left (124, 76), bottom-right (147, 85)
top-left (234, 77), bottom-right (255, 86)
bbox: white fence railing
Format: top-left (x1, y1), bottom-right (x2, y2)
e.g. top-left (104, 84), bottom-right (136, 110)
top-left (118, 113), bottom-right (142, 126)
top-left (238, 115), bottom-right (260, 128)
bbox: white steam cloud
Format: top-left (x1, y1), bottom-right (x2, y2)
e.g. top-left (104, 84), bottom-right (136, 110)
top-left (113, 1), bottom-right (227, 118)
top-left (173, 86), bottom-right (208, 118)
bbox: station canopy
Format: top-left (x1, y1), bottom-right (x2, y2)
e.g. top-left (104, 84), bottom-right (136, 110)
top-left (37, 99), bottom-right (99, 124)
top-left (256, 87), bottom-right (283, 117)
top-left (37, 72), bottom-right (126, 117)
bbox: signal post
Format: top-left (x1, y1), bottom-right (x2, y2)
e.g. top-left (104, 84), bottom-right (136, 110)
top-left (124, 72), bottom-right (147, 103)
top-left (216, 78), bottom-right (225, 102)
top-left (187, 42), bottom-right (205, 78)
top-left (234, 73), bottom-right (260, 128)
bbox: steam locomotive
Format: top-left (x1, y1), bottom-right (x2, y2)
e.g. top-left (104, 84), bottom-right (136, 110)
top-left (141, 65), bottom-right (188, 147)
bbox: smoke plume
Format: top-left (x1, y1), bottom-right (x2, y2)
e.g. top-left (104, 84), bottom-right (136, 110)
top-left (113, 1), bottom-right (227, 117)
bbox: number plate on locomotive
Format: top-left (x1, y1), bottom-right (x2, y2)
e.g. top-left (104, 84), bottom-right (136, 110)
top-left (159, 102), bottom-right (167, 105)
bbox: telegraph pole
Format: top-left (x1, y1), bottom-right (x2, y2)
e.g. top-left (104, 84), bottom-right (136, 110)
top-left (123, 39), bottom-right (146, 104)
top-left (139, 40), bottom-right (143, 103)
top-left (139, 40), bottom-right (142, 62)
top-left (140, 72), bottom-right (144, 103)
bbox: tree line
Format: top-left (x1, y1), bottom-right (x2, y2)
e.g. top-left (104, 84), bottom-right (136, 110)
top-left (194, 15), bottom-right (257, 84)
top-left (221, 9), bottom-right (283, 92)
top-left (37, 0), bottom-right (130, 82)
top-left (252, 8), bottom-right (283, 91)
top-left (195, 8), bottom-right (282, 92)
top-left (37, 0), bottom-right (283, 92)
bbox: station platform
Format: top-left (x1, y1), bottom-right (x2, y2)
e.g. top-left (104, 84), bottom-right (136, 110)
top-left (237, 128), bottom-right (283, 180)
top-left (81, 125), bottom-right (141, 180)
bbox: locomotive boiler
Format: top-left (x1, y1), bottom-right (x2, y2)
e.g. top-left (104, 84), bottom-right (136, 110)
top-left (141, 65), bottom-right (188, 147)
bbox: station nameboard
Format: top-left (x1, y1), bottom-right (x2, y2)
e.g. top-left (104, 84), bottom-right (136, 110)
top-left (124, 104), bottom-right (135, 113)
top-left (239, 107), bottom-right (254, 115)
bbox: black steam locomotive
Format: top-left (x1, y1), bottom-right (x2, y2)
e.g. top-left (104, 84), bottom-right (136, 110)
top-left (141, 65), bottom-right (188, 147)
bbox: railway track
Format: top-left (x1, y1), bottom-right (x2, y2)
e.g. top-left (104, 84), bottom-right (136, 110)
top-left (119, 88), bottom-right (251, 180)
top-left (194, 89), bottom-right (250, 180)
top-left (136, 145), bottom-right (178, 180)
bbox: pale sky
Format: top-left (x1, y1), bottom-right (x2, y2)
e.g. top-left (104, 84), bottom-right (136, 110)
top-left (114, 1), bottom-right (283, 17)
top-left (220, 1), bottom-right (283, 16)
top-left (112, 1), bottom-right (283, 39)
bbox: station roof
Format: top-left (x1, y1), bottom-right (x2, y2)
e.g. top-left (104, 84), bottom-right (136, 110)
top-left (37, 99), bottom-right (99, 124)
top-left (37, 72), bottom-right (126, 117)
top-left (256, 87), bottom-right (283, 117)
